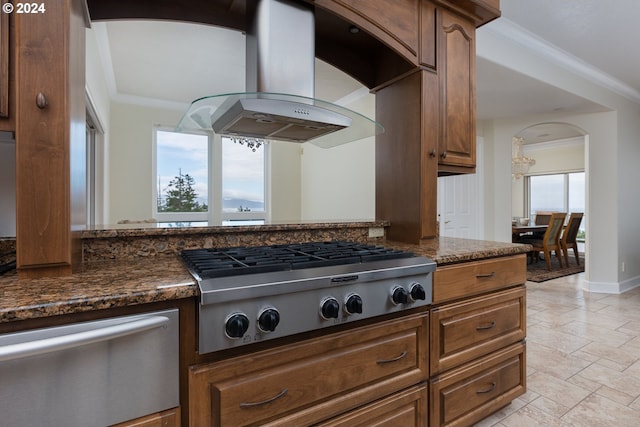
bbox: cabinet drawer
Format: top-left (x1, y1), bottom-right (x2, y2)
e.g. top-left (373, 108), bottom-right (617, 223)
top-left (189, 313), bottom-right (428, 427)
top-left (433, 255), bottom-right (526, 303)
top-left (318, 385), bottom-right (427, 427)
top-left (430, 287), bottom-right (525, 375)
top-left (430, 342), bottom-right (526, 427)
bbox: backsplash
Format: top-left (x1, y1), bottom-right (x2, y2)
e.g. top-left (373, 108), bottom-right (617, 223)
top-left (82, 222), bottom-right (387, 262)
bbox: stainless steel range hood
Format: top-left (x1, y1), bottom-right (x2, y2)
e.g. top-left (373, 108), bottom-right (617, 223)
top-left (177, 0), bottom-right (383, 148)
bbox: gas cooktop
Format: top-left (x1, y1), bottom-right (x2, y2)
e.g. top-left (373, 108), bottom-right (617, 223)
top-left (181, 241), bottom-right (415, 280)
top-left (182, 241), bottom-right (436, 354)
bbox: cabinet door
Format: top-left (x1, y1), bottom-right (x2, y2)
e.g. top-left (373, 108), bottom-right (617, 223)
top-left (437, 8), bottom-right (476, 173)
top-left (189, 313), bottom-right (428, 427)
top-left (430, 342), bottom-right (526, 427)
top-left (109, 407), bottom-right (180, 427)
top-left (14, 0), bottom-right (86, 276)
top-left (318, 385), bottom-right (428, 427)
top-left (430, 287), bottom-right (526, 375)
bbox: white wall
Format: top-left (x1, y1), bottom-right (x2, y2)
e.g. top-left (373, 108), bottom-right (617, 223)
top-left (300, 94), bottom-right (376, 221)
top-left (108, 103), bottom-right (182, 223)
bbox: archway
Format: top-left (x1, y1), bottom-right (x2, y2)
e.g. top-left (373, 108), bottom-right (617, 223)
top-left (511, 122), bottom-right (589, 273)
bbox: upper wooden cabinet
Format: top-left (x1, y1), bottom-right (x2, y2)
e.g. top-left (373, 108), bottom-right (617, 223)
top-left (314, 0), bottom-right (420, 65)
top-left (437, 8), bottom-right (476, 174)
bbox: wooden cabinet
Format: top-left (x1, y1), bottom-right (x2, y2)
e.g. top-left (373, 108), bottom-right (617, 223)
top-left (432, 255), bottom-right (527, 303)
top-left (14, 0), bottom-right (87, 277)
top-left (430, 343), bottom-right (526, 427)
top-left (430, 255), bottom-right (526, 426)
top-left (314, 0), bottom-right (420, 65)
top-left (0, 0), bottom-right (12, 126)
top-left (437, 8), bottom-right (476, 174)
top-left (430, 286), bottom-right (526, 375)
top-left (318, 385), bottom-right (428, 427)
top-left (188, 313), bottom-right (428, 427)
top-left (110, 407), bottom-right (180, 427)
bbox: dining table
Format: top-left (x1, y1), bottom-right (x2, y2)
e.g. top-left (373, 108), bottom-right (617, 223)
top-left (511, 224), bottom-right (548, 242)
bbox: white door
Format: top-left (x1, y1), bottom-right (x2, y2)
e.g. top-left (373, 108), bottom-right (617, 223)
top-left (438, 138), bottom-right (483, 239)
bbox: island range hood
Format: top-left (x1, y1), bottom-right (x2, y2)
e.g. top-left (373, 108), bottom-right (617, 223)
top-left (177, 0), bottom-right (383, 148)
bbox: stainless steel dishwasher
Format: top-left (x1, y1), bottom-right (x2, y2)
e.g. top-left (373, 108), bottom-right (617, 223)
top-left (0, 309), bottom-right (179, 427)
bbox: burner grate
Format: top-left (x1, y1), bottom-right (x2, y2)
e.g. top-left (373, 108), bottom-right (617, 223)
top-left (181, 241), bottom-right (415, 279)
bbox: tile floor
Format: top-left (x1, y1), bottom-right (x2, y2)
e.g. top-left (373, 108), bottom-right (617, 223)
top-left (475, 272), bottom-right (640, 426)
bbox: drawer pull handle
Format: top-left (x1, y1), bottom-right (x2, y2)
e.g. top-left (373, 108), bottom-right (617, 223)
top-left (476, 381), bottom-right (496, 394)
top-left (239, 389), bottom-right (288, 408)
top-left (476, 272), bottom-right (496, 278)
top-left (476, 321), bottom-right (496, 331)
top-left (377, 351), bottom-right (408, 365)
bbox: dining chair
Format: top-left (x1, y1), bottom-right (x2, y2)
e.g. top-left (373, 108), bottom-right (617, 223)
top-left (561, 212), bottom-right (584, 266)
top-left (534, 212), bottom-right (553, 225)
top-left (528, 212), bottom-right (567, 270)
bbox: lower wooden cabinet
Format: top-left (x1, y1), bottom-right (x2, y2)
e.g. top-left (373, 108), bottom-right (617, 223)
top-left (318, 385), bottom-right (428, 427)
top-left (430, 287), bottom-right (526, 375)
top-left (189, 313), bottom-right (428, 427)
top-left (430, 342), bottom-right (526, 427)
top-left (110, 407), bottom-right (180, 427)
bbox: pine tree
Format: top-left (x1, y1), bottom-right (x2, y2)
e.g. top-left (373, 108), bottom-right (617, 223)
top-left (159, 169), bottom-right (207, 212)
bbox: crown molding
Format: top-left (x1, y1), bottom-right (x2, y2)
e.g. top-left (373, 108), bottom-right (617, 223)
top-left (522, 136), bottom-right (584, 153)
top-left (482, 18), bottom-right (640, 105)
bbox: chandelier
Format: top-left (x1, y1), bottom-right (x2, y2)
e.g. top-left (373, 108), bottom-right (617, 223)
top-left (512, 136), bottom-right (535, 179)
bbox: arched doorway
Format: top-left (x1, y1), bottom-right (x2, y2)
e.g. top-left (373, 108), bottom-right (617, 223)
top-left (511, 122), bottom-right (588, 273)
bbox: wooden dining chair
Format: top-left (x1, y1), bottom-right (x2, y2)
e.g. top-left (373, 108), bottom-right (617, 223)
top-left (529, 212), bottom-right (567, 270)
top-left (561, 212), bottom-right (584, 266)
top-left (534, 212), bottom-right (553, 225)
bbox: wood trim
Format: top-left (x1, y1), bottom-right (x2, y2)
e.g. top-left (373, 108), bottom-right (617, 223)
top-left (0, 1), bottom-right (8, 118)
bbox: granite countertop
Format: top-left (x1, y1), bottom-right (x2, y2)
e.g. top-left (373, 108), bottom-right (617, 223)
top-left (0, 256), bottom-right (197, 323)
top-left (385, 237), bottom-right (531, 265)
top-left (0, 236), bottom-right (530, 325)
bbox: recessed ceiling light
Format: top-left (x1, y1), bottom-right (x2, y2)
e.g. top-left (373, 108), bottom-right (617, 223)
top-left (538, 133), bottom-right (550, 138)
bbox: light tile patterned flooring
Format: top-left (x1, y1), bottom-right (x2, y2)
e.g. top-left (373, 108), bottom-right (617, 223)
top-left (475, 272), bottom-right (640, 426)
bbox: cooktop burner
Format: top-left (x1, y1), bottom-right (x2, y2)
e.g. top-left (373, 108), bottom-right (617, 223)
top-left (181, 241), bottom-right (414, 279)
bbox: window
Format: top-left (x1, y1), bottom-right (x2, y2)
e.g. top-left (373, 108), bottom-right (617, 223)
top-left (221, 137), bottom-right (267, 225)
top-left (526, 172), bottom-right (585, 234)
top-left (153, 128), bottom-right (268, 224)
top-left (154, 129), bottom-right (209, 222)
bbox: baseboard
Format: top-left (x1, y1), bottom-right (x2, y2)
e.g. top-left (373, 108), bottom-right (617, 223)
top-left (584, 276), bottom-right (640, 294)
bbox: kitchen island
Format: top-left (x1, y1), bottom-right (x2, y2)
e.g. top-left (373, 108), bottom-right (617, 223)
top-left (1, 224), bottom-right (528, 324)
top-left (0, 224), bottom-right (530, 427)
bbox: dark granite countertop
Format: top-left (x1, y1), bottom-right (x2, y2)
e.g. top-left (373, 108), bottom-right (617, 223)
top-left (0, 235), bottom-right (530, 324)
top-left (0, 257), bottom-right (197, 323)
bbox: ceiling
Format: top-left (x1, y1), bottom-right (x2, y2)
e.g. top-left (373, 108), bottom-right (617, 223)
top-left (92, 0), bottom-right (640, 144)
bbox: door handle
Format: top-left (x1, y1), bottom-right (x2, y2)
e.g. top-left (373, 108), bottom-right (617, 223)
top-left (0, 316), bottom-right (169, 362)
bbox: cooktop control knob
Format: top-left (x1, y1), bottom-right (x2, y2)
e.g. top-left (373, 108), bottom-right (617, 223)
top-left (320, 297), bottom-right (340, 320)
top-left (391, 286), bottom-right (409, 305)
top-left (225, 313), bottom-right (249, 339)
top-left (345, 294), bottom-right (363, 315)
top-left (410, 283), bottom-right (427, 301)
top-left (258, 308), bottom-right (280, 333)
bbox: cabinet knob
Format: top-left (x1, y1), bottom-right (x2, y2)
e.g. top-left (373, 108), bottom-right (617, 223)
top-left (440, 151), bottom-right (447, 159)
top-left (36, 93), bottom-right (48, 109)
top-left (429, 150), bottom-right (436, 158)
